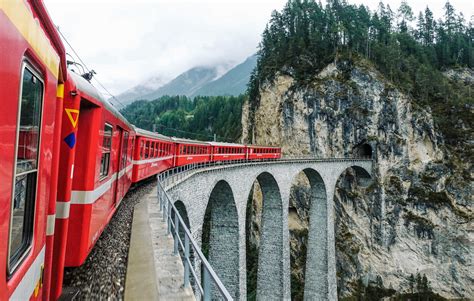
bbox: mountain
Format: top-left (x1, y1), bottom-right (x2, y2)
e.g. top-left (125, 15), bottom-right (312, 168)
top-left (191, 54), bottom-right (257, 97)
top-left (141, 66), bottom-right (221, 100)
top-left (113, 76), bottom-right (169, 105)
top-left (116, 55), bottom-right (257, 106)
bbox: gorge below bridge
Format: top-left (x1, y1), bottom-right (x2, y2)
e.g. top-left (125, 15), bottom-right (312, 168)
top-left (162, 158), bottom-right (373, 300)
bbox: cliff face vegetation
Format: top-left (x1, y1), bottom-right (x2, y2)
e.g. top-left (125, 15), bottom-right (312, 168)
top-left (243, 0), bottom-right (472, 299)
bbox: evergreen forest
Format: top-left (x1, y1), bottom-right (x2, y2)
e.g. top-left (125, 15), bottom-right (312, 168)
top-left (121, 95), bottom-right (245, 142)
top-left (248, 0), bottom-right (472, 158)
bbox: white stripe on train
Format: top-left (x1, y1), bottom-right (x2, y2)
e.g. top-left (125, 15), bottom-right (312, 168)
top-left (10, 247), bottom-right (45, 301)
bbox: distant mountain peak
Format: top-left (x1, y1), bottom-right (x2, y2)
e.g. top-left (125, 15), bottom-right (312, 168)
top-left (117, 54), bottom-right (257, 106)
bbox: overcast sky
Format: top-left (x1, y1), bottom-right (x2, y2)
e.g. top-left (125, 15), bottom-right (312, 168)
top-left (43, 0), bottom-right (472, 96)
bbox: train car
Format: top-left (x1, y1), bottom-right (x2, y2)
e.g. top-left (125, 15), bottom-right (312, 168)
top-left (1, 2), bottom-right (285, 300)
top-left (131, 127), bottom-right (175, 183)
top-left (0, 1), bottom-right (67, 300)
top-left (172, 137), bottom-right (211, 167)
top-left (246, 145), bottom-right (282, 160)
top-left (61, 71), bottom-right (135, 268)
top-left (208, 142), bottom-right (246, 162)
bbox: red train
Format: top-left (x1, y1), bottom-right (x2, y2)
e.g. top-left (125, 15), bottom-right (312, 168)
top-left (0, 1), bottom-right (281, 300)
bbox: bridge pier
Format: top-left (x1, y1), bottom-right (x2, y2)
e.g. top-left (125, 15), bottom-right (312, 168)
top-left (255, 173), bottom-right (287, 300)
top-left (205, 180), bottom-right (240, 300)
top-left (165, 159), bottom-right (372, 301)
top-left (302, 169), bottom-right (331, 300)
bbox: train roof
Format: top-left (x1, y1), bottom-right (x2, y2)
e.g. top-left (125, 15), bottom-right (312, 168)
top-left (69, 71), bottom-right (133, 129)
top-left (207, 142), bottom-right (245, 147)
top-left (133, 127), bottom-right (174, 142)
top-left (247, 145), bottom-right (281, 148)
top-left (170, 137), bottom-right (210, 145)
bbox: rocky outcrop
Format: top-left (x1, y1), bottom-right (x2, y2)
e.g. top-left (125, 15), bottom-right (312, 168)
top-left (242, 60), bottom-right (473, 299)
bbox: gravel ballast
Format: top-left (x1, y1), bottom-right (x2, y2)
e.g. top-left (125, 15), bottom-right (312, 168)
top-left (62, 180), bottom-right (155, 300)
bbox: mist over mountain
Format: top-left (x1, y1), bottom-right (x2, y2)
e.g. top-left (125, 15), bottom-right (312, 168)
top-left (112, 76), bottom-right (169, 105)
top-left (116, 55), bottom-right (256, 105)
top-left (191, 54), bottom-right (257, 97)
top-left (141, 66), bottom-right (221, 100)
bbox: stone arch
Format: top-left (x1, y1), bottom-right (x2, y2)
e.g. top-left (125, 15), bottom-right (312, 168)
top-left (333, 164), bottom-right (372, 297)
top-left (286, 168), bottom-right (329, 300)
top-left (173, 200), bottom-right (191, 245)
top-left (303, 168), bottom-right (329, 299)
top-left (340, 165), bottom-right (372, 189)
top-left (253, 172), bottom-right (284, 300)
top-left (202, 180), bottom-right (240, 299)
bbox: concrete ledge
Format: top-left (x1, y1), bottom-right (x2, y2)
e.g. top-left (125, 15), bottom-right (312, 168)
top-left (125, 198), bottom-right (159, 300)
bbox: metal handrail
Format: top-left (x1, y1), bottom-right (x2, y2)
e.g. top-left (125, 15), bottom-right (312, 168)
top-left (157, 179), bottom-right (233, 301)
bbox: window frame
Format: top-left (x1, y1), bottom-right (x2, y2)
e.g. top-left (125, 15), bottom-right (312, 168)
top-left (99, 123), bottom-right (113, 180)
top-left (7, 61), bottom-right (45, 275)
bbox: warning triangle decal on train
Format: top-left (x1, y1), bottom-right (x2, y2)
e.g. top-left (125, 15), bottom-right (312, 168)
top-left (65, 108), bottom-right (80, 128)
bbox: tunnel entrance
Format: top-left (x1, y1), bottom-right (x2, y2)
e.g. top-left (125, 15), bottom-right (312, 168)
top-left (353, 142), bottom-right (373, 158)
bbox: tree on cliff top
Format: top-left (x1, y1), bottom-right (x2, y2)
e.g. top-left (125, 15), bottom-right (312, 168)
top-left (248, 0), bottom-right (473, 153)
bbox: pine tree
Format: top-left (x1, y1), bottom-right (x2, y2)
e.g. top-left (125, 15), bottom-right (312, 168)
top-left (423, 7), bottom-right (436, 45)
top-left (443, 0), bottom-right (456, 35)
top-left (397, 1), bottom-right (414, 33)
top-left (409, 273), bottom-right (415, 293)
top-left (416, 11), bottom-right (425, 43)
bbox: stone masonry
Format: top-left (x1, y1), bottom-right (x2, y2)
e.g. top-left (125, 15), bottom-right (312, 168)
top-left (165, 159), bottom-right (372, 300)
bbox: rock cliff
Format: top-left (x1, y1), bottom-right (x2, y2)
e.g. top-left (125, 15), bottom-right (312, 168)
top-left (242, 60), bottom-right (473, 299)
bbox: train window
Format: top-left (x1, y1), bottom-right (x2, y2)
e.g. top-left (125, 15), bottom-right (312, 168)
top-left (145, 141), bottom-right (149, 158)
top-left (8, 64), bottom-right (44, 273)
top-left (131, 137), bottom-right (135, 160)
top-left (100, 123), bottom-right (113, 179)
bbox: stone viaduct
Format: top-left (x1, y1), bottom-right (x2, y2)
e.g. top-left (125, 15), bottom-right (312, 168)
top-left (164, 158), bottom-right (372, 300)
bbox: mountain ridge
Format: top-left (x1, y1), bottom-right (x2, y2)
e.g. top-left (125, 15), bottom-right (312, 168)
top-left (115, 54), bottom-right (257, 105)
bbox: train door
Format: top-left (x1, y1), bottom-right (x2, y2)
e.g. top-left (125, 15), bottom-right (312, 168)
top-left (120, 131), bottom-right (129, 201)
top-left (114, 127), bottom-right (126, 206)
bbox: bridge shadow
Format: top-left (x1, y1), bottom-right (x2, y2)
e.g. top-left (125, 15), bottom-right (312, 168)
top-left (201, 180), bottom-right (240, 300)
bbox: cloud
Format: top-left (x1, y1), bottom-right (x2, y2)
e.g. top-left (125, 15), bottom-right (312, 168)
top-left (44, 0), bottom-right (471, 95)
top-left (44, 0), bottom-right (287, 94)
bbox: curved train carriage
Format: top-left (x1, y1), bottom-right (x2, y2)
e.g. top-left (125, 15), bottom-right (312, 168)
top-left (132, 127), bottom-right (174, 183)
top-left (0, 1), bottom-right (281, 300)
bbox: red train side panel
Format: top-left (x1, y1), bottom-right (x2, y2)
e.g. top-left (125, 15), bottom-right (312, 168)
top-left (63, 72), bottom-right (134, 267)
top-left (131, 128), bottom-right (175, 183)
top-left (247, 146), bottom-right (281, 160)
top-left (209, 142), bottom-right (246, 162)
top-left (0, 1), bottom-right (65, 300)
top-left (172, 138), bottom-right (211, 167)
